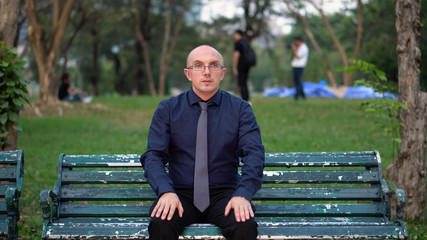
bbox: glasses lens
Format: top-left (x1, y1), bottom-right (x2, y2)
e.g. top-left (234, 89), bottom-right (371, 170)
top-left (191, 63), bottom-right (222, 71)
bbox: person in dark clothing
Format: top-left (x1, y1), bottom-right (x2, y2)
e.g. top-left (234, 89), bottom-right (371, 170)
top-left (140, 45), bottom-right (265, 240)
top-left (233, 30), bottom-right (253, 102)
top-left (58, 73), bottom-right (82, 102)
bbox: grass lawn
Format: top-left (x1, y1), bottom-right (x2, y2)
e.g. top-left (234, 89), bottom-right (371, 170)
top-left (16, 95), bottom-right (425, 239)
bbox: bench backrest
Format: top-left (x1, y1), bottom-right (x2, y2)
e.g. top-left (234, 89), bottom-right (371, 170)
top-left (53, 151), bottom-right (389, 220)
top-left (0, 150), bottom-right (24, 216)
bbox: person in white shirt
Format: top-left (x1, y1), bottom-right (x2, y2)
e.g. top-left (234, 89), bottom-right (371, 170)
top-left (291, 36), bottom-right (309, 100)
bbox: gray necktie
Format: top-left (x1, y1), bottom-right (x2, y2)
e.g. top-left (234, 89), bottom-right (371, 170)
top-left (194, 102), bottom-right (210, 212)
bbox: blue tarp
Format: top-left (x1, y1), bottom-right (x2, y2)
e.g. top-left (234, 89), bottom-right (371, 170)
top-left (263, 81), bottom-right (397, 99)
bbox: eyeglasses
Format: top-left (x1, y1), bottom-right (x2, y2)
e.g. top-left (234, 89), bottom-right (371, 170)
top-left (187, 62), bottom-right (223, 72)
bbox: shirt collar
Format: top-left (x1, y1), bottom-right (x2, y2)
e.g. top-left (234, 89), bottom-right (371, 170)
top-left (188, 87), bottom-right (222, 106)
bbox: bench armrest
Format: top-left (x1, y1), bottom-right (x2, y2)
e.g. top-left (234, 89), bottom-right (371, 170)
top-left (381, 179), bottom-right (406, 221)
top-left (40, 189), bottom-right (59, 222)
top-left (5, 187), bottom-right (20, 218)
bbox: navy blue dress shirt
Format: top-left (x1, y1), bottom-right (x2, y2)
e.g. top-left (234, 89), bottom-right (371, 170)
top-left (140, 88), bottom-right (265, 202)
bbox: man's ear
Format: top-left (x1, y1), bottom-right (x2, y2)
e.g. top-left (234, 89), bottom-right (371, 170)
top-left (184, 68), bottom-right (192, 81)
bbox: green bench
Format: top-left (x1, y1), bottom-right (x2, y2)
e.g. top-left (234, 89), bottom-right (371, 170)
top-left (40, 151), bottom-right (408, 239)
top-left (0, 150), bottom-right (24, 240)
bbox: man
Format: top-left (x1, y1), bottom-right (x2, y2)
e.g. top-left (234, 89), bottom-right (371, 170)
top-left (140, 45), bottom-right (265, 240)
top-left (58, 73), bottom-right (82, 102)
top-left (233, 30), bottom-right (254, 102)
top-left (291, 36), bottom-right (309, 100)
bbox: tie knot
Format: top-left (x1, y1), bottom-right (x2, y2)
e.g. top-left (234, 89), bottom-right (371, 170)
top-left (198, 102), bottom-right (208, 111)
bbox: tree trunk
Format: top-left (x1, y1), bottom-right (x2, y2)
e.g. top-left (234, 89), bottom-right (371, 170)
top-left (26, 0), bottom-right (75, 105)
top-left (386, 0), bottom-right (426, 220)
top-left (0, 0), bottom-right (20, 47)
top-left (158, 0), bottom-right (192, 96)
top-left (158, 0), bottom-right (172, 97)
top-left (307, 0), bottom-right (351, 86)
top-left (348, 0), bottom-right (364, 82)
top-left (0, 0), bottom-right (20, 151)
top-left (133, 0), bottom-right (157, 96)
top-left (283, 0), bottom-right (337, 87)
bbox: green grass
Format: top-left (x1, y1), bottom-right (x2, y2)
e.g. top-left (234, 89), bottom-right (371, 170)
top-left (16, 96), bottom-right (425, 239)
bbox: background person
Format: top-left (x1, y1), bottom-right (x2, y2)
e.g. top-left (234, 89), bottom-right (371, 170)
top-left (233, 30), bottom-right (254, 102)
top-left (291, 36), bottom-right (309, 100)
top-left (58, 73), bottom-right (83, 102)
top-left (140, 45), bottom-right (265, 240)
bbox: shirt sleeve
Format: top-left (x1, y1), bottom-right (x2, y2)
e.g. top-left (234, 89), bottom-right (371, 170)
top-left (233, 102), bottom-right (265, 201)
top-left (140, 100), bottom-right (175, 197)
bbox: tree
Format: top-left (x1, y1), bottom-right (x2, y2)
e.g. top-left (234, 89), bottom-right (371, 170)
top-left (242, 0), bottom-right (271, 42)
top-left (306, 0), bottom-right (363, 86)
top-left (0, 0), bottom-right (25, 151)
top-left (26, 0), bottom-right (75, 105)
top-left (386, 0), bottom-right (426, 219)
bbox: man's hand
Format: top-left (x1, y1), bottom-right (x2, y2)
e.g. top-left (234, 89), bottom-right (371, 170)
top-left (151, 192), bottom-right (184, 221)
top-left (224, 196), bottom-right (254, 222)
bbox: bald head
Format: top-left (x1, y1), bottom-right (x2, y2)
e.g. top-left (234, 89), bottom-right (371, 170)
top-left (186, 45), bottom-right (224, 67)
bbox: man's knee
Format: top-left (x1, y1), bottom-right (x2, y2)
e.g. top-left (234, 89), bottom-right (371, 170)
top-left (223, 219), bottom-right (258, 240)
top-left (148, 217), bottom-right (183, 240)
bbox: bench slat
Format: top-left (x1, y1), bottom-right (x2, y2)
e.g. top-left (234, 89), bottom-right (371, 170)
top-left (0, 150), bottom-right (20, 164)
top-left (0, 202), bottom-right (6, 214)
top-left (0, 167), bottom-right (17, 181)
top-left (0, 184), bottom-right (15, 198)
top-left (256, 225), bottom-right (406, 239)
top-left (255, 187), bottom-right (381, 200)
top-left (59, 203), bottom-right (385, 218)
top-left (62, 170), bottom-right (147, 184)
top-left (61, 187), bottom-right (156, 201)
top-left (60, 186), bottom-right (381, 201)
top-left (62, 170), bottom-right (380, 185)
top-left (255, 203), bottom-right (385, 217)
top-left (263, 170), bottom-right (379, 184)
top-left (265, 151), bottom-right (378, 167)
top-left (56, 217), bottom-right (398, 226)
top-left (0, 216), bottom-right (7, 235)
top-left (44, 222), bottom-right (405, 239)
top-left (62, 154), bottom-right (141, 168)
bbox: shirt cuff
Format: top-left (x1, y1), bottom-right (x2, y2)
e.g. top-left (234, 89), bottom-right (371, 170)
top-left (232, 187), bottom-right (253, 202)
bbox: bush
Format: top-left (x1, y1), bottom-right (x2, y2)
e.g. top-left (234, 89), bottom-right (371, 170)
top-left (0, 41), bottom-right (29, 149)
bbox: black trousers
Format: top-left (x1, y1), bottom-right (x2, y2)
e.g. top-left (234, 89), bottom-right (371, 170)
top-left (293, 67), bottom-right (306, 100)
top-left (238, 67), bottom-right (251, 101)
top-left (148, 187), bottom-right (258, 240)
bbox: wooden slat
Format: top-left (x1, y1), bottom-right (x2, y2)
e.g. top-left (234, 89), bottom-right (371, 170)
top-left (62, 170), bottom-right (380, 185)
top-left (0, 167), bottom-right (17, 181)
top-left (62, 154), bottom-right (142, 168)
top-left (60, 186), bottom-right (380, 201)
top-left (56, 216), bottom-right (398, 226)
top-left (256, 225), bottom-right (406, 239)
top-left (255, 203), bottom-right (385, 217)
top-left (262, 170), bottom-right (379, 184)
top-left (61, 187), bottom-right (156, 201)
top-left (59, 203), bottom-right (151, 217)
top-left (0, 202), bottom-right (6, 213)
top-left (43, 223), bottom-right (406, 240)
top-left (0, 150), bottom-right (20, 164)
top-left (0, 216), bottom-right (6, 235)
top-left (0, 184), bottom-right (15, 197)
top-left (59, 203), bottom-right (385, 218)
top-left (253, 187), bottom-right (381, 200)
top-left (265, 151), bottom-right (378, 167)
top-left (62, 170), bottom-right (147, 184)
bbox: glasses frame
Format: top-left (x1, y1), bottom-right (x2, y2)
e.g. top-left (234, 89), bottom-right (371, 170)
top-left (186, 63), bottom-right (224, 72)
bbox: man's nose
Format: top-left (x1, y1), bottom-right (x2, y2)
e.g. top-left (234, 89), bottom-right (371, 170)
top-left (203, 66), bottom-right (211, 74)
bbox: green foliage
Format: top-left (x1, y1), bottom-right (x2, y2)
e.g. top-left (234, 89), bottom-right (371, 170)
top-left (344, 59), bottom-right (406, 159)
top-left (0, 42), bottom-right (29, 148)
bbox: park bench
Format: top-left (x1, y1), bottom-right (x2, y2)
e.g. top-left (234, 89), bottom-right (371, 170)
top-left (0, 150), bottom-right (24, 240)
top-left (40, 151), bottom-right (407, 239)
